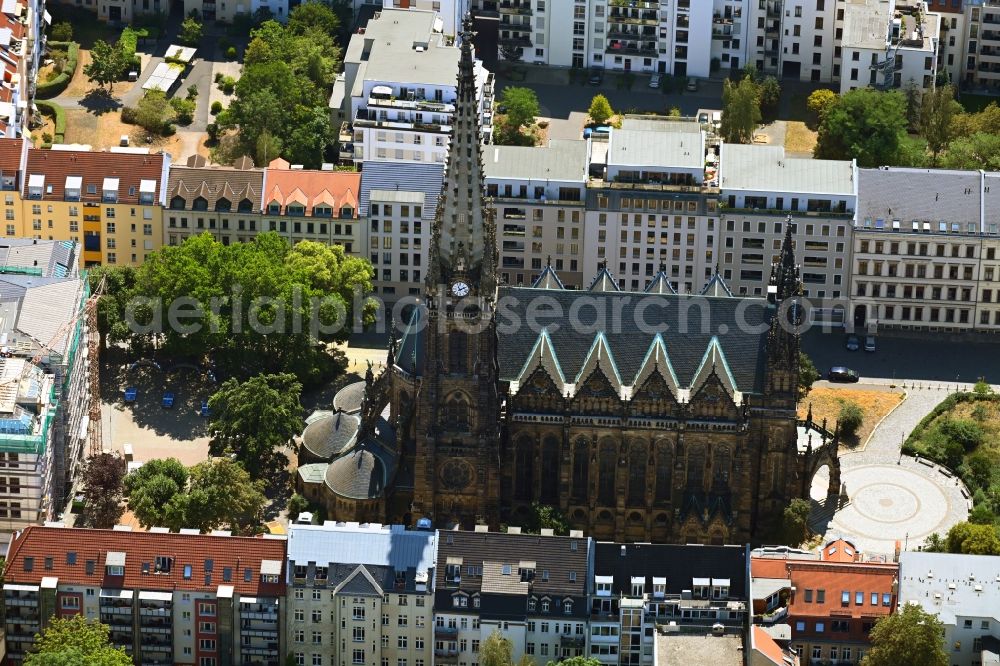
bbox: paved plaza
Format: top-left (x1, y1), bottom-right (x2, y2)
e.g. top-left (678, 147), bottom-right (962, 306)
top-left (810, 380), bottom-right (973, 555)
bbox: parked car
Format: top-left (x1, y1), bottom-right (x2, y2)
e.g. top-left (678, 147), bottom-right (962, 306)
top-left (588, 67), bottom-right (604, 85)
top-left (864, 335), bottom-right (877, 352)
top-left (698, 112), bottom-right (709, 124)
top-left (649, 73), bottom-right (661, 88)
top-left (686, 78), bottom-right (698, 92)
top-left (828, 367), bottom-right (860, 383)
top-left (845, 334), bottom-right (860, 351)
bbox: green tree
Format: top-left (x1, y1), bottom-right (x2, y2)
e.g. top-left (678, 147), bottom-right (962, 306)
top-left (798, 351), bottom-right (820, 400)
top-left (919, 84), bottom-right (962, 164)
top-left (88, 265), bottom-right (138, 351)
top-left (50, 21), bottom-right (73, 42)
top-left (288, 493), bottom-right (310, 519)
top-left (862, 602), bottom-right (947, 666)
top-left (166, 458), bottom-right (267, 534)
top-left (524, 502), bottom-right (570, 535)
top-left (124, 458), bottom-right (189, 528)
top-left (815, 88), bottom-right (907, 167)
top-left (501, 86), bottom-right (540, 130)
top-left (287, 1), bottom-right (341, 38)
top-left (179, 16), bottom-right (203, 46)
top-left (941, 132), bottom-right (1000, 171)
top-left (973, 379), bottom-right (993, 395)
top-left (81, 453), bottom-right (126, 529)
top-left (135, 90), bottom-right (172, 134)
top-left (481, 630), bottom-right (515, 666)
top-left (780, 498), bottom-right (812, 546)
top-left (588, 94), bottom-right (613, 125)
top-left (284, 107), bottom-right (334, 169)
top-left (945, 521), bottom-right (1000, 555)
top-left (83, 39), bottom-right (129, 93)
top-left (838, 400), bottom-right (864, 438)
top-left (255, 130), bottom-right (283, 167)
top-left (720, 76), bottom-right (761, 144)
top-left (806, 89), bottom-right (837, 122)
top-left (208, 373), bottom-right (303, 478)
top-left (758, 76), bottom-right (781, 120)
top-left (966, 450), bottom-right (998, 491)
top-left (940, 417), bottom-right (984, 452)
top-left (904, 82), bottom-right (922, 131)
top-left (25, 616), bottom-right (131, 666)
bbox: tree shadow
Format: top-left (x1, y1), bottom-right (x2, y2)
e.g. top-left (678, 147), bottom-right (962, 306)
top-left (81, 88), bottom-right (122, 116)
top-left (102, 359), bottom-right (214, 439)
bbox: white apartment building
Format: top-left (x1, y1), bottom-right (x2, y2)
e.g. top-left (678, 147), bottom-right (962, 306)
top-left (840, 0), bottom-right (940, 92)
top-left (961, 0), bottom-right (1000, 90)
top-left (333, 9), bottom-right (493, 167)
top-left (926, 0), bottom-right (966, 84)
top-left (718, 143), bottom-right (855, 302)
top-left (852, 167), bottom-right (994, 332)
top-left (286, 522), bottom-right (436, 666)
top-left (583, 119), bottom-right (719, 294)
top-left (484, 139), bottom-right (589, 289)
top-left (898, 551), bottom-right (1000, 666)
top-left (360, 160), bottom-right (442, 301)
top-left (351, 0), bottom-right (469, 37)
top-left (748, 0), bottom-right (840, 81)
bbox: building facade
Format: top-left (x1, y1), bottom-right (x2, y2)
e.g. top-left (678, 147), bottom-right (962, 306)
top-left (433, 528), bottom-right (590, 666)
top-left (750, 539), bottom-right (899, 665)
top-left (3, 525), bottom-right (286, 665)
top-left (285, 522), bottom-right (436, 666)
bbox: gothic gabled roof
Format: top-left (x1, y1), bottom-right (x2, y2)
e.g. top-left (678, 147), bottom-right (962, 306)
top-left (628, 334), bottom-right (685, 402)
top-left (531, 264), bottom-right (565, 290)
top-left (572, 332), bottom-right (624, 399)
top-left (588, 266), bottom-right (620, 292)
top-left (689, 337), bottom-right (742, 404)
top-left (645, 271), bottom-right (677, 295)
top-left (511, 329), bottom-right (566, 392)
top-left (700, 272), bottom-right (734, 298)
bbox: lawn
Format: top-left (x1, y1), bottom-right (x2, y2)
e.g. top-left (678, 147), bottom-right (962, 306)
top-left (784, 121), bottom-right (817, 155)
top-left (797, 386), bottom-right (904, 448)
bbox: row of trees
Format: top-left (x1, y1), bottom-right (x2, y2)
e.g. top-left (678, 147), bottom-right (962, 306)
top-left (90, 233), bottom-right (376, 386)
top-left (215, 2), bottom-right (343, 167)
top-left (719, 67), bottom-right (781, 144)
top-left (809, 84), bottom-right (1000, 169)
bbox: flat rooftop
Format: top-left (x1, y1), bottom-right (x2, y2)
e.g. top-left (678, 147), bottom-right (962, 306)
top-left (720, 144), bottom-right (854, 195)
top-left (346, 9), bottom-right (458, 88)
top-left (484, 140), bottom-right (588, 183)
top-left (608, 128), bottom-right (703, 170)
top-left (655, 632), bottom-right (743, 666)
top-left (842, 0), bottom-right (891, 50)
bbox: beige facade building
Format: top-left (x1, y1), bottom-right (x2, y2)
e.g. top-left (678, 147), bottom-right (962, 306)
top-left (286, 522), bottom-right (436, 666)
top-left (718, 144), bottom-right (855, 306)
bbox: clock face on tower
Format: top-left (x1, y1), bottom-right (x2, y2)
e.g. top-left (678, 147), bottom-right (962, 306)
top-left (451, 281), bottom-right (470, 297)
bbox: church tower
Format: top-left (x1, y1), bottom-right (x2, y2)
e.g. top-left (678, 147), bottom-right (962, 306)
top-left (411, 16), bottom-right (502, 528)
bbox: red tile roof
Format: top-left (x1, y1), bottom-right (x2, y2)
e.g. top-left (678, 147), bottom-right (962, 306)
top-left (0, 135), bottom-right (25, 176)
top-left (24, 148), bottom-right (166, 203)
top-left (821, 538), bottom-right (861, 563)
top-left (4, 525), bottom-right (286, 597)
top-left (264, 160), bottom-right (360, 218)
top-left (752, 626), bottom-right (795, 666)
top-left (752, 556), bottom-right (898, 619)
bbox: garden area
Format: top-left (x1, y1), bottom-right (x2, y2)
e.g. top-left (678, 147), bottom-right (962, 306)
top-left (797, 385), bottom-right (904, 448)
top-left (904, 385), bottom-right (1000, 530)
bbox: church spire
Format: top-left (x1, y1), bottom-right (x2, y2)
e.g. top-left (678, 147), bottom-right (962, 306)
top-left (425, 14), bottom-right (496, 299)
top-left (771, 219), bottom-right (800, 302)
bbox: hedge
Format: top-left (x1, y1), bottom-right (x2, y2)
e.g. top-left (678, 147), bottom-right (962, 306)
top-left (36, 41), bottom-right (79, 99)
top-left (35, 100), bottom-right (66, 147)
top-left (902, 391), bottom-right (1000, 459)
top-left (119, 27), bottom-right (138, 59)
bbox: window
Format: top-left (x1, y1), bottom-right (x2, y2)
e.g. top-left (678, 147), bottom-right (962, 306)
top-left (353, 650), bottom-right (365, 665)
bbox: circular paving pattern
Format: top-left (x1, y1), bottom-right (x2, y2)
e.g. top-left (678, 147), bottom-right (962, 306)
top-left (811, 464), bottom-right (963, 554)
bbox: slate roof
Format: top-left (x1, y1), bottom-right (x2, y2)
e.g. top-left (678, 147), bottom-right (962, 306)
top-left (3, 525), bottom-right (286, 597)
top-left (324, 439), bottom-right (395, 500)
top-left (594, 542), bottom-right (748, 598)
top-left (332, 381), bottom-right (366, 413)
top-left (433, 530), bottom-right (590, 600)
top-left (531, 264), bottom-right (565, 290)
top-left (359, 161), bottom-right (443, 219)
top-left (0, 238), bottom-right (77, 277)
top-left (397, 287), bottom-right (773, 395)
top-left (700, 273), bottom-right (734, 297)
top-left (856, 167), bottom-right (983, 228)
top-left (287, 522), bottom-right (435, 594)
top-left (167, 156), bottom-right (264, 212)
top-left (300, 410), bottom-right (359, 460)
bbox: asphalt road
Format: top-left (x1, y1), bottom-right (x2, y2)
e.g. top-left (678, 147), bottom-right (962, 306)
top-left (802, 329), bottom-right (1000, 384)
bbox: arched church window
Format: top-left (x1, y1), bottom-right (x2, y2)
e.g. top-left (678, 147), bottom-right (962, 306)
top-left (444, 393), bottom-right (470, 431)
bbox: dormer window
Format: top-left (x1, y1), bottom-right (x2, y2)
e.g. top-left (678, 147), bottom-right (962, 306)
top-left (395, 571), bottom-right (406, 589)
top-left (27, 174), bottom-right (43, 199)
top-left (105, 551), bottom-right (126, 576)
top-left (564, 600), bottom-right (573, 614)
top-left (596, 576), bottom-right (613, 597)
top-left (315, 566), bottom-right (328, 581)
top-left (652, 577), bottom-right (666, 598)
top-left (267, 201), bottom-right (281, 215)
top-left (339, 205), bottom-right (354, 219)
top-left (630, 576), bottom-right (644, 597)
top-left (313, 206), bottom-right (332, 218)
top-left (528, 598), bottom-right (536, 612)
top-left (154, 556), bottom-right (173, 573)
top-left (102, 177), bottom-right (119, 203)
top-left (139, 179), bottom-right (156, 204)
top-left (294, 565), bottom-right (307, 579)
top-left (287, 203), bottom-right (305, 216)
top-left (445, 562), bottom-right (461, 583)
top-left (541, 600), bottom-right (550, 613)
top-left (65, 176), bottom-right (82, 201)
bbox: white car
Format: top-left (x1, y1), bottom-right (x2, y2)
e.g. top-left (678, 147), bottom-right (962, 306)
top-left (648, 73), bottom-right (661, 88)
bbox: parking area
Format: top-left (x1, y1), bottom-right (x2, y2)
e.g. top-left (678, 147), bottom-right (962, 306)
top-left (99, 360), bottom-right (214, 467)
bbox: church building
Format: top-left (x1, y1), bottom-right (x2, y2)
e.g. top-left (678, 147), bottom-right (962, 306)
top-left (296, 17), bottom-right (840, 545)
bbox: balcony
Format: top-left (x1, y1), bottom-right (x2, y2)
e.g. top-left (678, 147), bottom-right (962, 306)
top-left (559, 635), bottom-right (586, 648)
top-left (608, 9), bottom-right (658, 25)
top-left (607, 25), bottom-right (655, 40)
top-left (499, 34), bottom-right (532, 47)
top-left (606, 40), bottom-right (658, 57)
top-left (367, 96), bottom-right (455, 114)
top-left (435, 626), bottom-right (459, 639)
top-left (435, 650), bottom-right (460, 664)
top-left (766, 0), bottom-right (782, 18)
top-left (499, 19), bottom-right (532, 32)
top-left (498, 1), bottom-right (531, 15)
